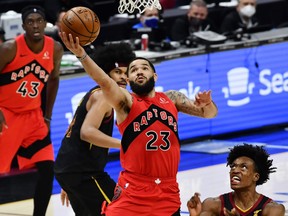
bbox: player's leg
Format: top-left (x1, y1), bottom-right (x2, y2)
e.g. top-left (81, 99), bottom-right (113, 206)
top-left (33, 160), bottom-right (54, 216)
top-left (71, 173), bottom-right (116, 216)
top-left (84, 173), bottom-right (116, 215)
top-left (17, 110), bottom-right (54, 216)
top-left (0, 108), bottom-right (25, 173)
top-left (55, 173), bottom-right (90, 216)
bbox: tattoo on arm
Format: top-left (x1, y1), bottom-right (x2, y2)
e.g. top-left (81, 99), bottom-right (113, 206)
top-left (166, 90), bottom-right (203, 116)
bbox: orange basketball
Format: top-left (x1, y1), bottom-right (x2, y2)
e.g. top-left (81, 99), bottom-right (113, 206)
top-left (60, 6), bottom-right (100, 46)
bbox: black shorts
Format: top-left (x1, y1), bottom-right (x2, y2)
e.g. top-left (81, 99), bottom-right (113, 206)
top-left (55, 172), bottom-right (116, 216)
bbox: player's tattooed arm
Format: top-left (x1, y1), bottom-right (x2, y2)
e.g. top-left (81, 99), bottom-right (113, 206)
top-left (165, 90), bottom-right (218, 118)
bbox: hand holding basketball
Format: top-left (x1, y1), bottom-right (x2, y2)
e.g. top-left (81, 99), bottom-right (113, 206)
top-left (60, 6), bottom-right (100, 46)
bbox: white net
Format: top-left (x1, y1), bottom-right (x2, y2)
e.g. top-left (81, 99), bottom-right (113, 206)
top-left (118, 0), bottom-right (162, 14)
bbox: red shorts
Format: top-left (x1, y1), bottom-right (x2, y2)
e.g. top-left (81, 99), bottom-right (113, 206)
top-left (104, 171), bottom-right (181, 216)
top-left (0, 107), bottom-right (54, 173)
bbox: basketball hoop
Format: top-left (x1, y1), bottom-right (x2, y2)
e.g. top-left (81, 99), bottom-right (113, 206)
top-left (118, 0), bottom-right (162, 14)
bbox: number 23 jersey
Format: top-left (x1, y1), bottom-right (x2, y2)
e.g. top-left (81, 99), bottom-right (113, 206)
top-left (117, 92), bottom-right (180, 178)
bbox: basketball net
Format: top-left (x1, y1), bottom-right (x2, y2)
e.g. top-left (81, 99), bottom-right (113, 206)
top-left (118, 0), bottom-right (162, 14)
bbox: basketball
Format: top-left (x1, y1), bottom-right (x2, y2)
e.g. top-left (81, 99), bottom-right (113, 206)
top-left (60, 6), bottom-right (100, 46)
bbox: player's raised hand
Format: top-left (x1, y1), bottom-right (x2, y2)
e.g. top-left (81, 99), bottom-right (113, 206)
top-left (59, 32), bottom-right (85, 58)
top-left (187, 192), bottom-right (202, 216)
top-left (194, 90), bottom-right (212, 108)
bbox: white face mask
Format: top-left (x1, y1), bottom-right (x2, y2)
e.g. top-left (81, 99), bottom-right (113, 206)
top-left (240, 5), bottom-right (256, 18)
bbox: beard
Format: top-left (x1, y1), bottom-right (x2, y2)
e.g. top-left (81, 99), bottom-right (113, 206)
top-left (129, 76), bottom-right (155, 96)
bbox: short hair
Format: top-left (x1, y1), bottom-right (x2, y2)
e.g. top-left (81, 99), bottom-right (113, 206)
top-left (91, 42), bottom-right (136, 75)
top-left (127, 57), bottom-right (156, 74)
top-left (227, 143), bottom-right (276, 186)
top-left (190, 0), bottom-right (207, 8)
top-left (21, 5), bottom-right (46, 23)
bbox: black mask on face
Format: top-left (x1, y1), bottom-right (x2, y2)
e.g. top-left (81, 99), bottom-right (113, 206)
top-left (189, 17), bottom-right (203, 28)
top-left (130, 76), bottom-right (155, 96)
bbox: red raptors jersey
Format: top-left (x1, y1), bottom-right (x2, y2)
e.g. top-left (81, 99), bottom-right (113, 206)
top-left (117, 92), bottom-right (180, 178)
top-left (0, 34), bottom-right (54, 112)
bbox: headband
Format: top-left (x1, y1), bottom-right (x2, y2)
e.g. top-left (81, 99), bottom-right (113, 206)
top-left (105, 62), bottom-right (129, 74)
top-left (22, 6), bottom-right (46, 22)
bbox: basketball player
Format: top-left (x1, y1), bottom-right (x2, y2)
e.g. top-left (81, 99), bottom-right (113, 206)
top-left (187, 144), bottom-right (285, 216)
top-left (59, 32), bottom-right (218, 215)
top-left (0, 5), bottom-right (63, 216)
top-left (54, 43), bottom-right (136, 216)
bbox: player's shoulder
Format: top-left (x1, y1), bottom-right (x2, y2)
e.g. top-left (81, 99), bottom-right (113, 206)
top-left (202, 196), bottom-right (222, 213)
top-left (0, 39), bottom-right (17, 61)
top-left (262, 201), bottom-right (285, 216)
top-left (90, 88), bottom-right (109, 104)
top-left (0, 38), bottom-right (16, 51)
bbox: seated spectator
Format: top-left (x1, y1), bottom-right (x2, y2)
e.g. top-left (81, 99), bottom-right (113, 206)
top-left (220, 0), bottom-right (258, 35)
top-left (130, 7), bottom-right (170, 49)
top-left (170, 0), bottom-right (218, 43)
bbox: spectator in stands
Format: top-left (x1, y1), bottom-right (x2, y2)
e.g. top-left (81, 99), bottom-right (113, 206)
top-left (170, 0), bottom-right (217, 43)
top-left (132, 7), bottom-right (163, 30)
top-left (0, 27), bottom-right (5, 44)
top-left (220, 0), bottom-right (258, 35)
top-left (130, 7), bottom-right (170, 49)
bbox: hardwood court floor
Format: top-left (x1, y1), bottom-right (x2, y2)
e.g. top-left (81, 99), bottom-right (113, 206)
top-left (0, 129), bottom-right (288, 216)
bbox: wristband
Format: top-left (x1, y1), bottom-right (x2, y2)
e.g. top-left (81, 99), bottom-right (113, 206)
top-left (77, 53), bottom-right (87, 62)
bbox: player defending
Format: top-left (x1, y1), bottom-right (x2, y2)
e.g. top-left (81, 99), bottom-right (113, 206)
top-left (187, 144), bottom-right (286, 216)
top-left (54, 42), bottom-right (136, 216)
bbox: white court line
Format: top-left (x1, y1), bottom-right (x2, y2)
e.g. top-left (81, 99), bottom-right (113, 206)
top-left (266, 145), bottom-right (288, 149)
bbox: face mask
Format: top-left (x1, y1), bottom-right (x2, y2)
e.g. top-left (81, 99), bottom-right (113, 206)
top-left (143, 16), bottom-right (159, 28)
top-left (239, 5), bottom-right (256, 18)
top-left (189, 17), bottom-right (203, 27)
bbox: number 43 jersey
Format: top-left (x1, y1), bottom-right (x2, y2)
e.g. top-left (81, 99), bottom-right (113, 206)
top-left (0, 34), bottom-right (54, 112)
top-left (117, 92), bottom-right (180, 178)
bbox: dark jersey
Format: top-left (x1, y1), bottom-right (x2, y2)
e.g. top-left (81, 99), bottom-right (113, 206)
top-left (117, 92), bottom-right (180, 178)
top-left (54, 86), bottom-right (114, 174)
top-left (220, 192), bottom-right (272, 216)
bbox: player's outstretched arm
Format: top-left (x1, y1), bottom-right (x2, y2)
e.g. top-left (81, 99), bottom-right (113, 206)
top-left (59, 32), bottom-right (127, 110)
